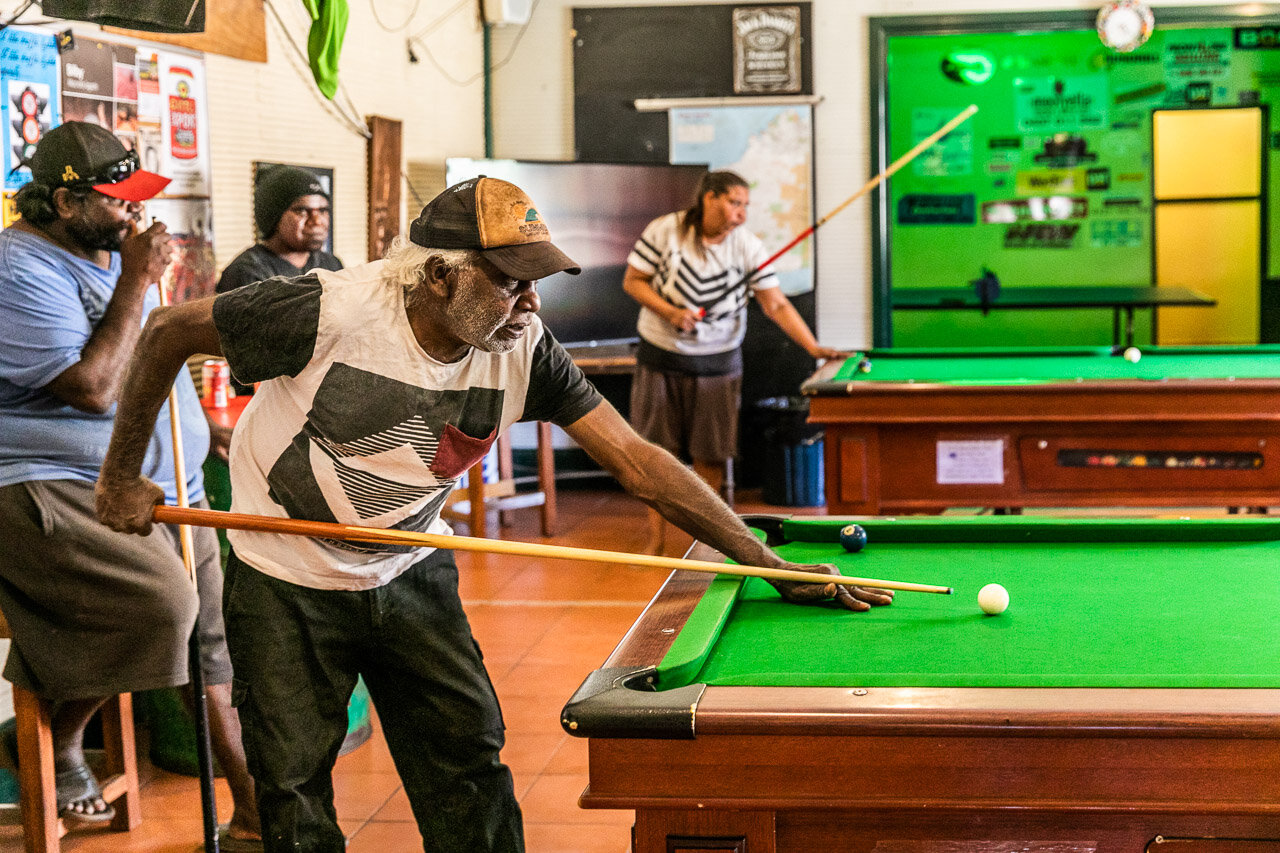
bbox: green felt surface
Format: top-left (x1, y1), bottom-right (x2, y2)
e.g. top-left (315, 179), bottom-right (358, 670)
top-left (656, 517), bottom-right (1280, 690)
top-left (827, 346), bottom-right (1280, 386)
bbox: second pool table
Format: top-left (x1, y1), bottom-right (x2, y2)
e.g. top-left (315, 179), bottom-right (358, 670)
top-left (562, 515), bottom-right (1280, 853)
top-left (802, 346), bottom-right (1280, 514)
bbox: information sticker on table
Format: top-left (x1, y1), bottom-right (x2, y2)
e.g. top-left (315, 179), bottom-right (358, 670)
top-left (936, 439), bottom-right (1005, 484)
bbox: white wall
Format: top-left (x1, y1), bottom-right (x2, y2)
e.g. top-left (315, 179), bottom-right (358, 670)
top-left (202, 0), bottom-right (488, 269)
top-left (0, 0), bottom-right (489, 271)
top-left (489, 0), bottom-right (1216, 348)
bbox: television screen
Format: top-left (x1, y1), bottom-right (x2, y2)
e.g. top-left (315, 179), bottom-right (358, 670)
top-left (445, 159), bottom-right (707, 346)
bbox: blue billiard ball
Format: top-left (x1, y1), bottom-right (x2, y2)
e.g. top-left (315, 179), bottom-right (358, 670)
top-left (839, 524), bottom-right (867, 553)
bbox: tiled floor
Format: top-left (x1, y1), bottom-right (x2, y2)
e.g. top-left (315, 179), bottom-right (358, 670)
top-left (3, 485), bottom-right (797, 853)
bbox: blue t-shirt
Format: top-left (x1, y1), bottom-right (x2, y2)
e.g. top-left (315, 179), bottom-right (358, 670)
top-left (0, 227), bottom-right (207, 503)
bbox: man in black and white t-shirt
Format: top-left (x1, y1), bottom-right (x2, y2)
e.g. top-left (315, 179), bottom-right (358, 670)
top-left (95, 177), bottom-right (893, 853)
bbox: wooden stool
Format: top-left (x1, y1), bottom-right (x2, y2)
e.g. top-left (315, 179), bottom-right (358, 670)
top-left (0, 612), bottom-right (141, 853)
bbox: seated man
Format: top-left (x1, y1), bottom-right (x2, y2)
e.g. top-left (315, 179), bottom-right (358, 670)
top-left (215, 165), bottom-right (342, 294)
top-left (0, 121), bottom-right (260, 847)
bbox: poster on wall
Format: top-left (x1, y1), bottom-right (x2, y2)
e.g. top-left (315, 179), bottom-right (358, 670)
top-left (58, 37), bottom-right (211, 198)
top-left (52, 36), bottom-right (213, 302)
top-left (147, 197), bottom-right (215, 302)
top-left (669, 104), bottom-right (814, 295)
top-left (0, 27), bottom-right (59, 191)
top-left (134, 50), bottom-right (164, 177)
top-left (157, 54), bottom-right (210, 197)
top-left (60, 38), bottom-right (136, 144)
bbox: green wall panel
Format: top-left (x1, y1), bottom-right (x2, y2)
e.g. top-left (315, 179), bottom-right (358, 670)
top-left (883, 24), bottom-right (1280, 347)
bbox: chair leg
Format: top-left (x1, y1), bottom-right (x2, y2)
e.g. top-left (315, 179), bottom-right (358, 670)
top-left (536, 422), bottom-right (557, 537)
top-left (97, 694), bottom-right (140, 831)
top-left (496, 435), bottom-right (516, 528)
top-left (13, 685), bottom-right (60, 853)
top-left (465, 458), bottom-right (487, 538)
top-left (12, 688), bottom-right (141, 853)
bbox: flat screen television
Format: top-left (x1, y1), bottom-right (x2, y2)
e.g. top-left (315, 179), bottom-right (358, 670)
top-left (445, 159), bottom-right (707, 347)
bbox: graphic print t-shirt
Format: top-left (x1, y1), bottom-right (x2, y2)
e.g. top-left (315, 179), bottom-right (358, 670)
top-left (627, 212), bottom-right (779, 358)
top-left (212, 260), bottom-right (602, 590)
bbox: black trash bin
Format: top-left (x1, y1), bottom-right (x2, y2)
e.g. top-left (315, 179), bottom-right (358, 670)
top-left (755, 396), bottom-right (825, 507)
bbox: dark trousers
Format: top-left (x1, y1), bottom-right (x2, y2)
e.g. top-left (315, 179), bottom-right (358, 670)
top-left (223, 548), bottom-right (523, 853)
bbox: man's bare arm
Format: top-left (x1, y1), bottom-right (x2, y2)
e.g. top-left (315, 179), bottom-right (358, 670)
top-left (95, 296), bottom-right (222, 534)
top-left (565, 398), bottom-right (785, 570)
top-left (562, 400), bottom-right (893, 612)
top-left (44, 222), bottom-right (173, 413)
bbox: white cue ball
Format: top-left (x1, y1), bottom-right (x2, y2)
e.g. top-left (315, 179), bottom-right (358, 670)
top-left (1123, 346), bottom-right (1142, 363)
top-left (978, 583), bottom-right (1009, 615)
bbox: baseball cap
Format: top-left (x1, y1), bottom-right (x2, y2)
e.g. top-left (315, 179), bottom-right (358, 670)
top-left (29, 121), bottom-right (170, 202)
top-left (255, 165), bottom-right (329, 238)
top-left (409, 177), bottom-right (580, 279)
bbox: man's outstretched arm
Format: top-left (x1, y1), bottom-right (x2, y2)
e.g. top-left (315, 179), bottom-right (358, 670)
top-left (96, 296), bottom-right (222, 535)
top-left (563, 400), bottom-right (893, 612)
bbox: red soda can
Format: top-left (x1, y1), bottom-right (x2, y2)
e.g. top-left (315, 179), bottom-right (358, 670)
top-left (202, 359), bottom-right (229, 408)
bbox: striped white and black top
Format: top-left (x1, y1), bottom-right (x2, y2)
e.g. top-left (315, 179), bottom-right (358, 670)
top-left (627, 212), bottom-right (779, 371)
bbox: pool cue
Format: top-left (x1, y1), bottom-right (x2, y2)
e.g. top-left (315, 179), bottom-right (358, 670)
top-left (152, 505), bottom-right (954, 595)
top-left (150, 226), bottom-right (222, 853)
top-left (747, 103), bottom-right (978, 279)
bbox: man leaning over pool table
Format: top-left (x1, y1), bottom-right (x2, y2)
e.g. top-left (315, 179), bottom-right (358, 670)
top-left (95, 176), bottom-right (893, 853)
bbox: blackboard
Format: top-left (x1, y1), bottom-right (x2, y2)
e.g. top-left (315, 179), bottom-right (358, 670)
top-left (573, 3), bottom-right (812, 162)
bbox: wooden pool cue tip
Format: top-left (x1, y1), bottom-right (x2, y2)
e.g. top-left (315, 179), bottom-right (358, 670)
top-left (151, 505), bottom-right (953, 595)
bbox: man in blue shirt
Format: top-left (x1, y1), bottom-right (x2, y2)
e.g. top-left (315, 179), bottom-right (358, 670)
top-left (0, 122), bottom-right (260, 848)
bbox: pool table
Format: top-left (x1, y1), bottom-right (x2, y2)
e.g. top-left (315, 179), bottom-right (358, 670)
top-left (802, 346), bottom-right (1280, 514)
top-left (561, 515), bottom-right (1280, 853)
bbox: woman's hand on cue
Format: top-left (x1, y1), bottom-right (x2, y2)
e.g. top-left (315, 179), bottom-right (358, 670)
top-left (767, 562), bottom-right (895, 612)
top-left (95, 474), bottom-right (166, 536)
top-left (667, 304), bottom-right (701, 333)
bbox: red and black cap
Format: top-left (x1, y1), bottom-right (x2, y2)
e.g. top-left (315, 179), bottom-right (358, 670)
top-left (29, 121), bottom-right (170, 202)
top-left (409, 176), bottom-right (580, 279)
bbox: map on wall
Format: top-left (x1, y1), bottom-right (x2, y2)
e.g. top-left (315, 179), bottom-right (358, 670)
top-left (669, 105), bottom-right (814, 296)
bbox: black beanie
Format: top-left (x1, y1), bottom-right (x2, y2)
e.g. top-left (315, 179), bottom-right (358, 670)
top-left (255, 166), bottom-right (327, 239)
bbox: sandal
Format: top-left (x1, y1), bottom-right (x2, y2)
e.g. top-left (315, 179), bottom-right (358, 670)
top-left (54, 762), bottom-right (115, 825)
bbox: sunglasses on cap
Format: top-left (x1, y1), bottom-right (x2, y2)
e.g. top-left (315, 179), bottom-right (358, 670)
top-left (78, 149), bottom-right (140, 186)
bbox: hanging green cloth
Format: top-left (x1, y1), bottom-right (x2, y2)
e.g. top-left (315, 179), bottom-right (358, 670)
top-left (300, 0), bottom-right (348, 99)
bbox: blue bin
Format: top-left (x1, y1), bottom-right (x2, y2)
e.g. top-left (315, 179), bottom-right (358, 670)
top-left (757, 397), bottom-right (825, 507)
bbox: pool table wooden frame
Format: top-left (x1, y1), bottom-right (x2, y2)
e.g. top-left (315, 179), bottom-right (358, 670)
top-left (561, 524), bottom-right (1280, 853)
top-left (802, 355), bottom-right (1280, 515)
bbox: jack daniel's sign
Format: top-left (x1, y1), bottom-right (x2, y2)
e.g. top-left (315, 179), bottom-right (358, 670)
top-left (732, 6), bottom-right (801, 94)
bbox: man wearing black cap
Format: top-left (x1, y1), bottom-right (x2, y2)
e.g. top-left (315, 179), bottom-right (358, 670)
top-left (215, 165), bottom-right (342, 295)
top-left (95, 176), bottom-right (892, 852)
top-left (0, 121), bottom-right (262, 847)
